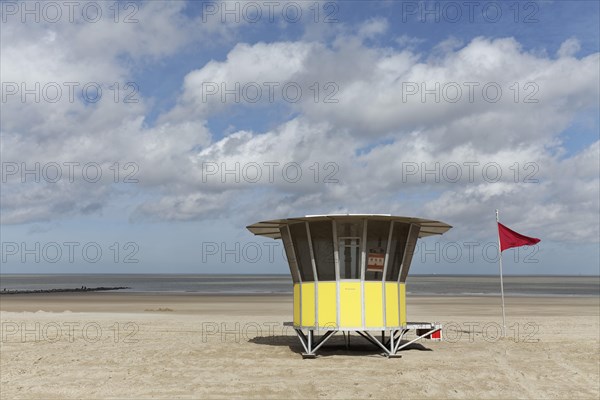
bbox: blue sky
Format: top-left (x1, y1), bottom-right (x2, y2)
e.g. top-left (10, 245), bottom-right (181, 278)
top-left (1, 0), bottom-right (599, 275)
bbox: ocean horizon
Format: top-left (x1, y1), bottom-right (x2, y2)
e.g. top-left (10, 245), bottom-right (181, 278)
top-left (1, 274), bottom-right (598, 297)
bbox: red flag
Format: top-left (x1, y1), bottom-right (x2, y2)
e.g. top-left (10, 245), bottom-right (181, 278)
top-left (498, 222), bottom-right (541, 252)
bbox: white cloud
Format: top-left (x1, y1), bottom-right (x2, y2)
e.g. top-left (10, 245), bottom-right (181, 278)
top-left (131, 191), bottom-right (233, 222)
top-left (396, 35), bottom-right (427, 49)
top-left (164, 41), bottom-right (316, 120)
top-left (557, 37), bottom-right (581, 58)
top-left (357, 17), bottom-right (389, 39)
top-left (2, 7), bottom-right (598, 248)
top-left (169, 36), bottom-right (599, 154)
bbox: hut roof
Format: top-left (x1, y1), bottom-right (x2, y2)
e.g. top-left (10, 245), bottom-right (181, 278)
top-left (247, 214), bottom-right (452, 239)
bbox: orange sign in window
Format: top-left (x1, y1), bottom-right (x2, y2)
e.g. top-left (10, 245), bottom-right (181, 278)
top-left (367, 251), bottom-right (385, 271)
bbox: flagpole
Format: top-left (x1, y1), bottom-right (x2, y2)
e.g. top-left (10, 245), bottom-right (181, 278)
top-left (496, 209), bottom-right (507, 337)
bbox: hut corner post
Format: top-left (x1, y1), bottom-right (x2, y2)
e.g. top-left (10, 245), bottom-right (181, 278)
top-left (496, 209), bottom-right (507, 337)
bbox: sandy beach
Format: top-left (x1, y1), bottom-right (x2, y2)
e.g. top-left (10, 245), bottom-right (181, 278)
top-left (1, 293), bottom-right (598, 399)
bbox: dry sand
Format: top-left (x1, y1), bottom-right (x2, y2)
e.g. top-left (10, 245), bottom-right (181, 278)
top-left (1, 293), bottom-right (598, 399)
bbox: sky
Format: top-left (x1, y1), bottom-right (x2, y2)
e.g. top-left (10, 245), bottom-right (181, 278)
top-left (1, 0), bottom-right (599, 275)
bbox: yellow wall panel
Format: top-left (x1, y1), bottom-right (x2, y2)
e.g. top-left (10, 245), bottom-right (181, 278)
top-left (296, 281), bottom-right (406, 328)
top-left (364, 282), bottom-right (383, 328)
top-left (317, 282), bottom-right (337, 327)
top-left (340, 282), bottom-right (362, 328)
top-left (385, 282), bottom-right (400, 327)
top-left (293, 283), bottom-right (301, 326)
top-left (301, 283), bottom-right (315, 326)
top-left (399, 283), bottom-right (407, 326)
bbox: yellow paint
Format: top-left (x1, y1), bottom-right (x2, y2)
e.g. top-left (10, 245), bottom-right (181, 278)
top-left (339, 281), bottom-right (362, 327)
top-left (293, 283), bottom-right (300, 326)
top-left (295, 281), bottom-right (406, 328)
top-left (364, 282), bottom-right (384, 328)
top-left (317, 282), bottom-right (337, 327)
top-left (399, 283), bottom-right (407, 326)
top-left (385, 282), bottom-right (400, 327)
top-left (301, 282), bottom-right (315, 326)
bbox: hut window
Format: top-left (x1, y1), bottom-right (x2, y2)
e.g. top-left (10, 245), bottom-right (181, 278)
top-left (386, 223), bottom-right (410, 281)
top-left (365, 220), bottom-right (391, 281)
top-left (309, 221), bottom-right (336, 281)
top-left (289, 222), bottom-right (315, 282)
top-left (337, 219), bottom-right (364, 279)
top-left (339, 238), bottom-right (360, 279)
top-left (280, 226), bottom-right (300, 283)
top-left (399, 225), bottom-right (420, 282)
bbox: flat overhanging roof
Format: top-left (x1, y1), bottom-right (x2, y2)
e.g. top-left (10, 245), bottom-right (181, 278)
top-left (247, 214), bottom-right (452, 239)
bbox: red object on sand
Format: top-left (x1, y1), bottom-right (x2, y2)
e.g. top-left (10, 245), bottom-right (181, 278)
top-left (430, 329), bottom-right (442, 340)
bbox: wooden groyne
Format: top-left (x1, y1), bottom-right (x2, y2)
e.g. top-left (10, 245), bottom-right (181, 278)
top-left (0, 286), bottom-right (131, 295)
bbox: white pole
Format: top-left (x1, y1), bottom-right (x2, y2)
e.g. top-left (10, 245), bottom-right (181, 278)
top-left (496, 209), bottom-right (507, 337)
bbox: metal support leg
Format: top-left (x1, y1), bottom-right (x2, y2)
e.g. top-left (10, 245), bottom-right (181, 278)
top-left (311, 330), bottom-right (336, 353)
top-left (392, 329), bottom-right (408, 354)
top-left (356, 331), bottom-right (379, 348)
top-left (296, 329), bottom-right (337, 359)
top-left (294, 328), bottom-right (309, 354)
top-left (357, 331), bottom-right (391, 355)
top-left (395, 328), bottom-right (439, 352)
top-left (292, 324), bottom-right (441, 358)
top-left (385, 329), bottom-right (401, 348)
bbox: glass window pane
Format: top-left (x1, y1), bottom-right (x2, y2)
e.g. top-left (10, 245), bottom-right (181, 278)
top-left (339, 238), bottom-right (360, 279)
top-left (289, 222), bottom-right (314, 281)
top-left (365, 220), bottom-right (391, 281)
top-left (309, 221), bottom-right (336, 281)
top-left (337, 220), bottom-right (363, 279)
top-left (386, 223), bottom-right (410, 281)
top-left (399, 226), bottom-right (420, 282)
top-left (280, 226), bottom-right (300, 283)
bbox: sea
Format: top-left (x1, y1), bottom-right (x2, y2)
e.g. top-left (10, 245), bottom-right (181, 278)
top-left (0, 274), bottom-right (598, 297)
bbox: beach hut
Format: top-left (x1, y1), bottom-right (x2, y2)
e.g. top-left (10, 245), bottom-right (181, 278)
top-left (247, 214), bottom-right (452, 358)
